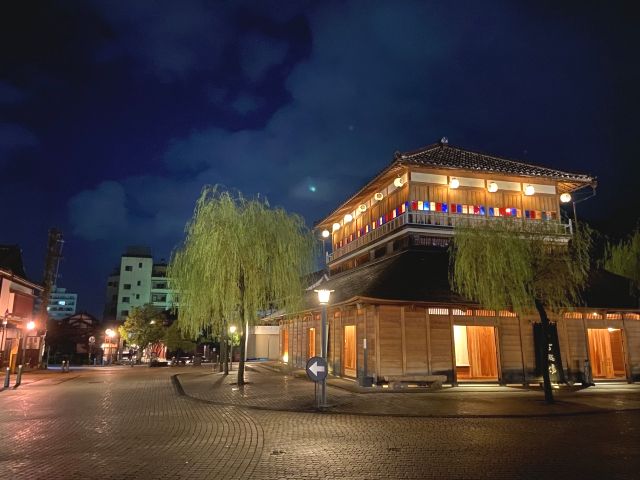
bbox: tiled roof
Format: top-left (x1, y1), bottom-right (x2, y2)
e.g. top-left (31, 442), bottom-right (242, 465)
top-left (397, 141), bottom-right (595, 183)
top-left (293, 248), bottom-right (636, 311)
top-left (299, 248), bottom-right (472, 309)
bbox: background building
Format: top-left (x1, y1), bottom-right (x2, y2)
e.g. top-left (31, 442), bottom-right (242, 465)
top-left (36, 287), bottom-right (77, 320)
top-left (104, 246), bottom-right (176, 323)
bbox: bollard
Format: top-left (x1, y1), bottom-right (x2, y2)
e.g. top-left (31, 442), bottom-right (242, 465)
top-left (3, 367), bottom-right (9, 388)
top-left (15, 365), bottom-right (23, 387)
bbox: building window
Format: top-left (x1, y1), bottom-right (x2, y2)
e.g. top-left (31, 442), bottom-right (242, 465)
top-left (136, 294), bottom-right (140, 300)
top-left (122, 297), bottom-right (130, 303)
top-left (125, 265), bottom-right (133, 271)
top-left (123, 284), bottom-right (131, 290)
top-left (121, 310), bottom-right (129, 317)
top-left (152, 294), bottom-right (167, 303)
top-left (139, 262), bottom-right (143, 268)
top-left (137, 280), bottom-right (141, 286)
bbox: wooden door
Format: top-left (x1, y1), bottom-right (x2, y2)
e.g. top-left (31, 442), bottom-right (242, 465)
top-left (343, 325), bottom-right (357, 377)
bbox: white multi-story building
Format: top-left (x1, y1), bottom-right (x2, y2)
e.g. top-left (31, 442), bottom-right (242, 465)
top-left (41, 287), bottom-right (77, 320)
top-left (104, 247), bottom-right (175, 322)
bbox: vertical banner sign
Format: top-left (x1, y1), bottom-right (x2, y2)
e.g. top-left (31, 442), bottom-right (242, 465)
top-left (533, 323), bottom-right (566, 384)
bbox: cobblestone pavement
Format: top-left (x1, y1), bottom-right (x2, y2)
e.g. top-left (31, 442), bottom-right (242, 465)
top-left (1, 366), bottom-right (639, 479)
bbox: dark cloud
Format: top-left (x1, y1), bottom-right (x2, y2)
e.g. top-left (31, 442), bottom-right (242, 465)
top-left (0, 123), bottom-right (38, 153)
top-left (0, 82), bottom-right (25, 104)
top-left (239, 33), bottom-right (289, 83)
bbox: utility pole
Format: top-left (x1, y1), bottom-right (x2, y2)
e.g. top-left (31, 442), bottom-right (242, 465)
top-left (38, 228), bottom-right (64, 369)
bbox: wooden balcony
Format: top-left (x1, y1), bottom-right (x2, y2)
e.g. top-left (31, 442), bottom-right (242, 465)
top-left (327, 211), bottom-right (573, 264)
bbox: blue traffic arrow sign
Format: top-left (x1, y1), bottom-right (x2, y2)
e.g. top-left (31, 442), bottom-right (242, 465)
top-left (305, 356), bottom-right (328, 382)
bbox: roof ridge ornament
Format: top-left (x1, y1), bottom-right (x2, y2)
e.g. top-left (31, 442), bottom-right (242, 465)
top-left (440, 136), bottom-right (448, 145)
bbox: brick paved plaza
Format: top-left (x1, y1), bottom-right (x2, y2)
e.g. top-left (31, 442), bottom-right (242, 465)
top-left (1, 365), bottom-right (639, 479)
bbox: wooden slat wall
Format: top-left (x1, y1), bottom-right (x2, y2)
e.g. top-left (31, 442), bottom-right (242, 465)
top-left (378, 305), bottom-right (403, 376)
top-left (499, 317), bottom-right (524, 383)
top-left (520, 317), bottom-right (537, 379)
top-left (624, 318), bottom-right (640, 380)
top-left (564, 318), bottom-right (588, 376)
top-left (430, 185), bottom-right (448, 203)
top-left (410, 183), bottom-right (429, 201)
top-left (522, 193), bottom-right (558, 212)
top-left (429, 314), bottom-right (453, 381)
top-left (404, 307), bottom-right (429, 374)
top-left (333, 310), bottom-right (343, 376)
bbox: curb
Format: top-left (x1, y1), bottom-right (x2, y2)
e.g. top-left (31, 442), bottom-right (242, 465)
top-left (172, 372), bottom-right (640, 419)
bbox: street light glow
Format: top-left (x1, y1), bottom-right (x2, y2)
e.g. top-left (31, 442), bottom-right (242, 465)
top-left (26, 321), bottom-right (35, 330)
top-left (315, 289), bottom-right (334, 305)
top-left (229, 325), bottom-right (237, 334)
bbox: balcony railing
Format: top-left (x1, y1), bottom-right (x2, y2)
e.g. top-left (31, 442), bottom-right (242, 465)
top-left (327, 211), bottom-right (572, 263)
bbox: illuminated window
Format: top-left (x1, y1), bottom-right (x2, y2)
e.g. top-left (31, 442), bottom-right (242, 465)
top-left (308, 327), bottom-right (316, 358)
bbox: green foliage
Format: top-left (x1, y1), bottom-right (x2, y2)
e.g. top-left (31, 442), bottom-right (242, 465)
top-left (449, 218), bottom-right (593, 314)
top-left (605, 228), bottom-right (640, 296)
top-left (118, 305), bottom-right (166, 351)
top-left (168, 186), bottom-right (316, 339)
top-left (164, 322), bottom-right (196, 352)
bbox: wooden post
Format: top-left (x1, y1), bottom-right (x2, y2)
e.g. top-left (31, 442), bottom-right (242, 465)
top-left (449, 309), bottom-right (457, 386)
top-left (495, 317), bottom-right (505, 386)
top-left (425, 308), bottom-right (432, 375)
top-left (622, 315), bottom-right (633, 383)
top-left (401, 306), bottom-right (407, 375)
top-left (375, 305), bottom-right (381, 380)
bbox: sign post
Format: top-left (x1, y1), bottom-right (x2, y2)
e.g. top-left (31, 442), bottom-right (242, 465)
top-left (306, 356), bottom-right (328, 408)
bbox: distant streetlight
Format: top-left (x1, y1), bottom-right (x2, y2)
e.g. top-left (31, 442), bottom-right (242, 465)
top-left (314, 289), bottom-right (334, 407)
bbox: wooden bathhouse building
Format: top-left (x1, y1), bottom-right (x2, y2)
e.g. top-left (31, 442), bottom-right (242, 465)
top-left (276, 139), bottom-right (640, 386)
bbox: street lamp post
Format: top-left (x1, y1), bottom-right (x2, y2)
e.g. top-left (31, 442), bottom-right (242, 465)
top-left (1, 310), bottom-right (8, 368)
top-left (229, 325), bottom-right (237, 371)
top-left (315, 289), bottom-right (333, 407)
top-left (20, 320), bottom-right (36, 368)
top-left (105, 329), bottom-right (116, 365)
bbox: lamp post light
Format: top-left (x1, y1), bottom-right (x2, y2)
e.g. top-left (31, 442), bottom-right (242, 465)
top-left (320, 229), bottom-right (330, 264)
top-left (229, 325), bottom-right (237, 371)
top-left (315, 289), bottom-right (333, 407)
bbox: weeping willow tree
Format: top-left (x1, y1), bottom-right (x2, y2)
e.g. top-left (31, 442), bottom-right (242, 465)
top-left (168, 186), bottom-right (315, 385)
top-left (449, 219), bottom-right (592, 403)
top-left (605, 228), bottom-right (640, 305)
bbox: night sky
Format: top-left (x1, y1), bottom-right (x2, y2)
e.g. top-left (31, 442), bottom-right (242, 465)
top-left (1, 1), bottom-right (638, 317)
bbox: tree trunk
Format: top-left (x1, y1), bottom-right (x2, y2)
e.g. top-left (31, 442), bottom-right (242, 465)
top-left (221, 320), bottom-right (229, 375)
top-left (237, 329), bottom-right (246, 386)
top-left (534, 298), bottom-right (555, 404)
top-left (237, 273), bottom-right (246, 386)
